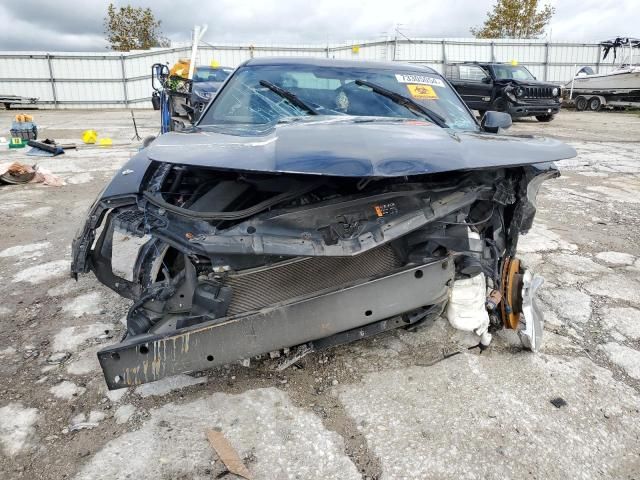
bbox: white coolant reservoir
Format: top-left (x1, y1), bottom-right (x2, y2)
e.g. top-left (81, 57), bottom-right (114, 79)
top-left (446, 273), bottom-right (492, 347)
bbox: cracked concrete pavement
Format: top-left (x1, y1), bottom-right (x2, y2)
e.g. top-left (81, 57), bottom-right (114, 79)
top-left (1, 109), bottom-right (639, 479)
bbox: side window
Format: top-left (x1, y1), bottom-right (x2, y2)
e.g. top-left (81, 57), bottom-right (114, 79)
top-left (459, 65), bottom-right (488, 82)
top-left (444, 65), bottom-right (460, 80)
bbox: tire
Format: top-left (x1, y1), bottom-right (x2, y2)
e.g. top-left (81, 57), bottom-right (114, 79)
top-left (491, 98), bottom-right (509, 113)
top-left (575, 96), bottom-right (588, 111)
top-left (588, 96), bottom-right (602, 111)
top-left (535, 115), bottom-right (555, 122)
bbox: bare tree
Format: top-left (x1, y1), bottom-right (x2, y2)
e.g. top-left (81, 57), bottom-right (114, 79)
top-left (104, 3), bottom-right (170, 51)
top-left (471, 0), bottom-right (555, 39)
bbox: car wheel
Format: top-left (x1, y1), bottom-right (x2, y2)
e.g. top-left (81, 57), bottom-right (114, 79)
top-left (575, 96), bottom-right (588, 111)
top-left (588, 96), bottom-right (602, 111)
top-left (535, 115), bottom-right (555, 122)
top-left (491, 98), bottom-right (509, 113)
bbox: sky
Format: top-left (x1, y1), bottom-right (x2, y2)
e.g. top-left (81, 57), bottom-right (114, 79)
top-left (0, 0), bottom-right (638, 51)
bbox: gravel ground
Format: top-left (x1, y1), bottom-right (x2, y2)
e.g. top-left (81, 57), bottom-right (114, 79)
top-left (0, 109), bottom-right (639, 479)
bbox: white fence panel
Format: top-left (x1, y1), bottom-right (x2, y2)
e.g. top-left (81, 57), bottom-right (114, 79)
top-left (0, 37), bottom-right (614, 108)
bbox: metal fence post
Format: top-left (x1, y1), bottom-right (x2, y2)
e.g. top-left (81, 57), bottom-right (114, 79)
top-left (544, 42), bottom-right (549, 81)
top-left (490, 41), bottom-right (495, 62)
top-left (120, 54), bottom-right (128, 107)
top-left (441, 40), bottom-right (447, 67)
top-left (46, 54), bottom-right (58, 108)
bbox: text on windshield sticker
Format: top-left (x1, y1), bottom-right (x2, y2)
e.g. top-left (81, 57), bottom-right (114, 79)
top-left (395, 74), bottom-right (445, 88)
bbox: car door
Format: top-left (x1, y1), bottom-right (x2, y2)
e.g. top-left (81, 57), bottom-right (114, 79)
top-left (456, 65), bottom-right (493, 111)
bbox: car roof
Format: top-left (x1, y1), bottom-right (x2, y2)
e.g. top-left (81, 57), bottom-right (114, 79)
top-left (243, 56), bottom-right (438, 73)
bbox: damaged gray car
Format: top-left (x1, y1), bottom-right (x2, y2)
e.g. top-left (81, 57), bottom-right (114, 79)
top-left (71, 58), bottom-right (576, 389)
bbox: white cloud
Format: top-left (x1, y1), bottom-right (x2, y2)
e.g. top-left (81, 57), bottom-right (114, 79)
top-left (0, 0), bottom-right (638, 51)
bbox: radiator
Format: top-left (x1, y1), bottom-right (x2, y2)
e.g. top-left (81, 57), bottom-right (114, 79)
top-left (223, 245), bottom-right (402, 315)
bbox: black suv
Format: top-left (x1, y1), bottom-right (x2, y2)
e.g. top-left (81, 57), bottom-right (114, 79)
top-left (444, 62), bottom-right (562, 122)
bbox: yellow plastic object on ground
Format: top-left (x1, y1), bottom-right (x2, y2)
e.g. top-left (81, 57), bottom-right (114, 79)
top-left (14, 114), bottom-right (34, 122)
top-left (170, 59), bottom-right (191, 79)
top-left (82, 130), bottom-right (98, 144)
top-left (98, 138), bottom-right (113, 147)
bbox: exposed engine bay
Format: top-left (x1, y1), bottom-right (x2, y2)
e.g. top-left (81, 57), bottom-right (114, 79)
top-left (72, 159), bottom-right (557, 389)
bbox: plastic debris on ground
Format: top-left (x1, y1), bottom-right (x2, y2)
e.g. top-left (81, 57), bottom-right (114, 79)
top-left (82, 130), bottom-right (98, 144)
top-left (26, 139), bottom-right (65, 157)
top-left (0, 162), bottom-right (65, 186)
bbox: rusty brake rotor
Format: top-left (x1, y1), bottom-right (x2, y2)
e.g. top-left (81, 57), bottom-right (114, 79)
top-left (500, 256), bottom-right (524, 329)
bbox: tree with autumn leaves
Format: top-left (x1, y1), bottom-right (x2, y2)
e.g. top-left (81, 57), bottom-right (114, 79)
top-left (471, 0), bottom-right (555, 39)
top-left (104, 3), bottom-right (170, 51)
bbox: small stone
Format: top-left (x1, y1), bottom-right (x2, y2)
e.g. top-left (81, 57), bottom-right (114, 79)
top-left (23, 349), bottom-right (39, 360)
top-left (47, 352), bottom-right (71, 365)
top-left (331, 379), bottom-right (339, 386)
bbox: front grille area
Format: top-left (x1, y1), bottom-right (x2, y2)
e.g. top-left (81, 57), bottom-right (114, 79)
top-left (523, 86), bottom-right (553, 99)
top-left (223, 245), bottom-right (403, 315)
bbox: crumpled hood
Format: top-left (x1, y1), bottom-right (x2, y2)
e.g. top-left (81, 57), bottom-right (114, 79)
top-left (146, 117), bottom-right (576, 177)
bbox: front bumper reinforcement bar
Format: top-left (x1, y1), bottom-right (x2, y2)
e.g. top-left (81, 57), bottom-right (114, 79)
top-left (98, 257), bottom-right (454, 389)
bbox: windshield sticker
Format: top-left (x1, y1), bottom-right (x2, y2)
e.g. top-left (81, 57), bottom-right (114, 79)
top-left (395, 74), bottom-right (445, 88)
top-left (406, 84), bottom-right (438, 100)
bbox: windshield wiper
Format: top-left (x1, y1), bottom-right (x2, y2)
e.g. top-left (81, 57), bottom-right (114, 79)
top-left (354, 79), bottom-right (447, 127)
top-left (259, 80), bottom-right (317, 115)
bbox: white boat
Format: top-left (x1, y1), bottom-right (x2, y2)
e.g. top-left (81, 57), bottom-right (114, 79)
top-left (567, 37), bottom-right (640, 99)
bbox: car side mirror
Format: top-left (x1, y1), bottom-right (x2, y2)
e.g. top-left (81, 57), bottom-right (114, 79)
top-left (481, 77), bottom-right (492, 84)
top-left (481, 111), bottom-right (512, 133)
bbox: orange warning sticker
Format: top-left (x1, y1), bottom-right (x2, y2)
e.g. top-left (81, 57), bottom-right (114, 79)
top-left (406, 84), bottom-right (438, 100)
top-left (374, 205), bottom-right (384, 217)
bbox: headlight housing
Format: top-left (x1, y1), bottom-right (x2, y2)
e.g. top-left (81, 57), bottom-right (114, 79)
top-left (515, 86), bottom-right (524, 97)
top-left (552, 87), bottom-right (559, 97)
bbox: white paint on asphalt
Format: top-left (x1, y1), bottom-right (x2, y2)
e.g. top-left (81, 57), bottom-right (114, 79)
top-left (50, 381), bottom-right (86, 400)
top-left (518, 223), bottom-right (577, 253)
top-left (135, 374), bottom-right (208, 398)
top-left (114, 405), bottom-right (135, 424)
top-left (74, 388), bottom-right (360, 480)
top-left (12, 259), bottom-right (69, 284)
top-left (601, 307), bottom-right (640, 340)
top-left (0, 403), bottom-right (39, 457)
top-left (52, 322), bottom-right (114, 352)
top-left (62, 292), bottom-right (104, 317)
top-left (539, 287), bottom-right (592, 324)
top-left (596, 251), bottom-right (636, 266)
top-left (601, 343), bottom-right (640, 380)
top-left (0, 241), bottom-right (50, 258)
top-left (584, 274), bottom-right (640, 304)
top-left (337, 354), bottom-right (640, 479)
